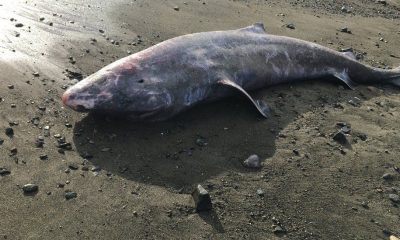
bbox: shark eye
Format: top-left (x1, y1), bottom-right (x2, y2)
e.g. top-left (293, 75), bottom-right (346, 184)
top-left (138, 79), bottom-right (144, 83)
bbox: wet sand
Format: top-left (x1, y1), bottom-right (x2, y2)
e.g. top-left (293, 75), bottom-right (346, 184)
top-left (0, 0), bottom-right (399, 239)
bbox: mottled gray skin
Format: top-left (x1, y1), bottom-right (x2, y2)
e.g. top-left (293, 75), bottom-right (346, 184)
top-left (62, 23), bottom-right (400, 121)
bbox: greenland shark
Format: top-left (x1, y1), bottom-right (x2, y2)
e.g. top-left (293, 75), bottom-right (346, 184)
top-left (62, 23), bottom-right (400, 120)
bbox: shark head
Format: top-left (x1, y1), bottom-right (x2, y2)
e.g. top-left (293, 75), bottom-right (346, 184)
top-left (62, 56), bottom-right (173, 120)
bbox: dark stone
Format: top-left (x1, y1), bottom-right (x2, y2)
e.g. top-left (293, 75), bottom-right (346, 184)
top-left (388, 194), bottom-right (400, 203)
top-left (22, 184), bottom-right (38, 194)
top-left (286, 23), bottom-right (295, 29)
top-left (39, 154), bottom-right (48, 160)
top-left (340, 27), bottom-right (352, 34)
top-left (357, 133), bottom-right (368, 141)
top-left (382, 173), bottom-right (394, 180)
top-left (65, 191), bottom-right (77, 200)
top-left (5, 127), bottom-right (14, 137)
top-left (333, 131), bottom-right (348, 145)
top-left (242, 154), bottom-right (261, 169)
top-left (192, 184), bottom-right (212, 212)
top-left (0, 167), bottom-right (11, 175)
top-left (15, 23), bottom-right (23, 27)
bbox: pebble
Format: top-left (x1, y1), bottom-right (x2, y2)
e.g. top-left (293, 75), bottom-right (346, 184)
top-left (242, 154), bottom-right (261, 169)
top-left (10, 147), bottom-right (17, 155)
top-left (389, 194), bottom-right (400, 203)
top-left (0, 167), bottom-right (11, 175)
top-left (39, 154), bottom-right (48, 160)
top-left (90, 166), bottom-right (101, 172)
top-left (35, 136), bottom-right (45, 147)
top-left (272, 225), bottom-right (286, 234)
top-left (15, 23), bottom-right (23, 27)
top-left (333, 131), bottom-right (348, 145)
top-left (22, 184), bottom-right (38, 194)
top-left (173, 6), bottom-right (180, 11)
top-left (256, 189), bottom-right (265, 196)
top-left (340, 27), bottom-right (352, 34)
top-left (7, 84), bottom-right (14, 89)
top-left (286, 23), bottom-right (295, 29)
top-left (68, 162), bottom-right (79, 170)
top-left (65, 191), bottom-right (77, 200)
top-left (382, 173), bottom-right (394, 180)
top-left (32, 72), bottom-right (40, 77)
top-left (357, 133), bottom-right (368, 141)
top-left (192, 184), bottom-right (212, 212)
top-left (195, 137), bottom-right (207, 147)
top-left (5, 127), bottom-right (14, 137)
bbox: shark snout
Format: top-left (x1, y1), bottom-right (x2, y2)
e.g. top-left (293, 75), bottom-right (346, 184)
top-left (62, 89), bottom-right (92, 112)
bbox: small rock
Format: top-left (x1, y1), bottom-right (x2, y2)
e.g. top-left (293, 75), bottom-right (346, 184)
top-left (243, 154), bottom-right (261, 169)
top-left (39, 17), bottom-right (45, 21)
top-left (382, 173), bottom-right (394, 180)
top-left (333, 131), bottom-right (348, 145)
top-left (341, 125), bottom-right (351, 134)
top-left (390, 235), bottom-right (400, 240)
top-left (256, 189), bottom-right (265, 196)
top-left (32, 72), bottom-right (40, 77)
top-left (361, 201), bottom-right (369, 209)
top-left (35, 136), bottom-right (45, 147)
top-left (0, 167), bottom-right (11, 176)
top-left (376, 0), bottom-right (387, 5)
top-left (340, 27), bottom-right (351, 34)
top-left (15, 23), bottom-right (23, 27)
top-left (192, 184), bottom-right (212, 212)
top-left (39, 154), bottom-right (48, 160)
top-left (272, 225), bottom-right (286, 234)
top-left (357, 133), bottom-right (368, 141)
top-left (7, 84), bottom-right (14, 89)
top-left (0, 138), bottom-right (4, 145)
top-left (65, 191), bottom-right (77, 200)
top-left (286, 23), bottom-right (295, 29)
top-left (341, 6), bottom-right (351, 13)
top-left (5, 127), bottom-right (14, 137)
top-left (195, 137), bottom-right (207, 147)
top-left (173, 6), bottom-right (180, 11)
top-left (388, 194), bottom-right (400, 203)
top-left (68, 162), bottom-right (79, 170)
top-left (22, 184), bottom-right (38, 194)
top-left (10, 147), bottom-right (17, 155)
top-left (90, 166), bottom-right (101, 172)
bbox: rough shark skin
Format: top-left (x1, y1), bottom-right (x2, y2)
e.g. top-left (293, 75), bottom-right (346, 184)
top-left (62, 23), bottom-right (400, 121)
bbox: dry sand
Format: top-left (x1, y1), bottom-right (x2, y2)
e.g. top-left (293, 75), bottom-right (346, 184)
top-left (0, 0), bottom-right (399, 239)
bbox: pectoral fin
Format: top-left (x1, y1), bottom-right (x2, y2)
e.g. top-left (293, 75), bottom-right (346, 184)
top-left (218, 79), bottom-right (270, 118)
top-left (333, 70), bottom-right (356, 90)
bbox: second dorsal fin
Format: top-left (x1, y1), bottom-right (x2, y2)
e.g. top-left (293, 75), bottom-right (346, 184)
top-left (238, 23), bottom-right (266, 34)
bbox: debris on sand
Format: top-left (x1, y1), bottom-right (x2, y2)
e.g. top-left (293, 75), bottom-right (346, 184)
top-left (191, 184), bottom-right (212, 212)
top-left (243, 154), bottom-right (261, 169)
top-left (65, 191), bottom-right (77, 200)
top-left (22, 184), bottom-right (38, 194)
top-left (333, 131), bottom-right (348, 145)
top-left (5, 127), bottom-right (14, 137)
top-left (388, 194), bottom-right (400, 203)
top-left (0, 167), bottom-right (11, 176)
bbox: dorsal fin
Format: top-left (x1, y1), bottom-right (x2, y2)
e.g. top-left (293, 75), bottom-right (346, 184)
top-left (238, 23), bottom-right (266, 34)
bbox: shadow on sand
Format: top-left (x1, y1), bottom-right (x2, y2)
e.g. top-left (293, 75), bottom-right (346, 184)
top-left (72, 80), bottom-right (391, 192)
